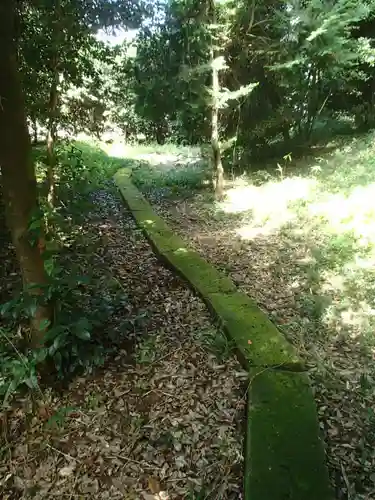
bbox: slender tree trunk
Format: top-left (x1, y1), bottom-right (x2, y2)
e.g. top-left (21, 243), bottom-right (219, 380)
top-left (211, 59), bottom-right (224, 199)
top-left (32, 118), bottom-right (38, 144)
top-left (0, 0), bottom-right (52, 347)
top-left (46, 68), bottom-right (59, 207)
top-left (46, 0), bottom-right (61, 208)
top-left (282, 126), bottom-right (290, 143)
top-left (209, 0), bottom-right (224, 201)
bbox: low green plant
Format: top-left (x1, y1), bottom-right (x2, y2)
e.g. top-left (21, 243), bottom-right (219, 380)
top-left (86, 391), bottom-right (103, 410)
top-left (135, 335), bottom-right (158, 365)
top-left (195, 328), bottom-right (235, 361)
top-left (0, 327), bottom-right (41, 407)
top-left (46, 406), bottom-right (78, 429)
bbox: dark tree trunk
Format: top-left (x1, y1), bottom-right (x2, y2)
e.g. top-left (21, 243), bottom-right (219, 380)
top-left (0, 0), bottom-right (52, 346)
top-left (155, 121), bottom-right (166, 145)
top-left (282, 127), bottom-right (291, 143)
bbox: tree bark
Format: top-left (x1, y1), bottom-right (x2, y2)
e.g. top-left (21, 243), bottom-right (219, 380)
top-left (282, 126), bottom-right (290, 143)
top-left (211, 52), bottom-right (224, 200)
top-left (46, 67), bottom-right (59, 208)
top-left (32, 118), bottom-right (38, 144)
top-left (209, 0), bottom-right (224, 201)
top-left (0, 0), bottom-right (52, 347)
top-left (46, 0), bottom-right (61, 208)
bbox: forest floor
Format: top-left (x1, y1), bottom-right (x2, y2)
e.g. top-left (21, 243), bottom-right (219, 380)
top-left (126, 133), bottom-right (375, 500)
top-left (0, 149), bottom-right (247, 499)
top-left (3, 133), bottom-right (375, 499)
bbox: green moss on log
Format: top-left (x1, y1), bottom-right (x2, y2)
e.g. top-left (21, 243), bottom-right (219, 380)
top-left (116, 168), bottom-right (236, 294)
top-left (245, 368), bottom-right (333, 500)
top-left (115, 169), bottom-right (146, 211)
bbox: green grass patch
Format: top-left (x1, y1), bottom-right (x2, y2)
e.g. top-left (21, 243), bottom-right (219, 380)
top-left (131, 160), bottom-right (210, 193)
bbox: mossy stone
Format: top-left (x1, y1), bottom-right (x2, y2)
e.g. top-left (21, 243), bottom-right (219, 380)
top-left (115, 168), bottom-right (300, 366)
top-left (163, 247), bottom-right (237, 294)
top-left (115, 170), bottom-right (151, 213)
top-left (148, 227), bottom-right (188, 253)
top-left (115, 168), bottom-right (332, 500)
top-left (206, 292), bottom-right (301, 368)
top-left (114, 168), bottom-right (131, 184)
top-left (245, 369), bottom-right (333, 500)
top-left (115, 169), bottom-right (236, 293)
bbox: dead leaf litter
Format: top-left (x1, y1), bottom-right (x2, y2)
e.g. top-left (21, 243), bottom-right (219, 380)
top-left (0, 186), bottom-right (246, 499)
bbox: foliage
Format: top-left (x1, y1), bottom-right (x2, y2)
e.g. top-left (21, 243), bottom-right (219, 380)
top-left (3, 0), bottom-right (375, 495)
top-left (128, 0), bottom-right (375, 161)
top-left (269, 0), bottom-right (375, 139)
top-left (20, 0), bottom-right (375, 155)
top-left (0, 142), bottom-right (129, 404)
top-left (0, 327), bottom-right (41, 407)
top-left (19, 0), bottom-right (147, 140)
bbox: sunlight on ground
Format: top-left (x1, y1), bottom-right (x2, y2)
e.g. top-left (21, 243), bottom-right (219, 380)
top-left (103, 140), bottom-right (201, 170)
top-left (100, 132), bottom-right (375, 348)
top-left (215, 133), bottom-right (375, 345)
top-left (221, 159), bottom-right (375, 247)
top-left (103, 140), bottom-right (129, 159)
top-left (308, 182), bottom-right (375, 244)
top-left (220, 177), bottom-right (316, 238)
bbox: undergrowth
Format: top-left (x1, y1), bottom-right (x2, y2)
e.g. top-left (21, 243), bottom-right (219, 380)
top-left (131, 159), bottom-right (210, 195)
top-left (210, 131), bottom-right (375, 453)
top-left (0, 140), bottom-right (134, 406)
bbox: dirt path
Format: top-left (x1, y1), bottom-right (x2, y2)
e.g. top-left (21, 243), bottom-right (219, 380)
top-left (0, 185), bottom-right (246, 500)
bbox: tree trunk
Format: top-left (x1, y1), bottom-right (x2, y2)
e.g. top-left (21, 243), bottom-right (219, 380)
top-left (46, 0), bottom-right (61, 208)
top-left (32, 118), bottom-right (38, 144)
top-left (211, 75), bottom-right (224, 200)
top-left (209, 0), bottom-right (224, 201)
top-left (282, 126), bottom-right (290, 143)
top-left (0, 0), bottom-right (52, 347)
top-left (155, 120), bottom-right (167, 145)
top-left (211, 66), bottom-right (224, 200)
top-left (46, 70), bottom-right (59, 207)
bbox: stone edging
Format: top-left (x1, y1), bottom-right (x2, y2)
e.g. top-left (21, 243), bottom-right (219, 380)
top-left (114, 168), bottom-right (333, 500)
